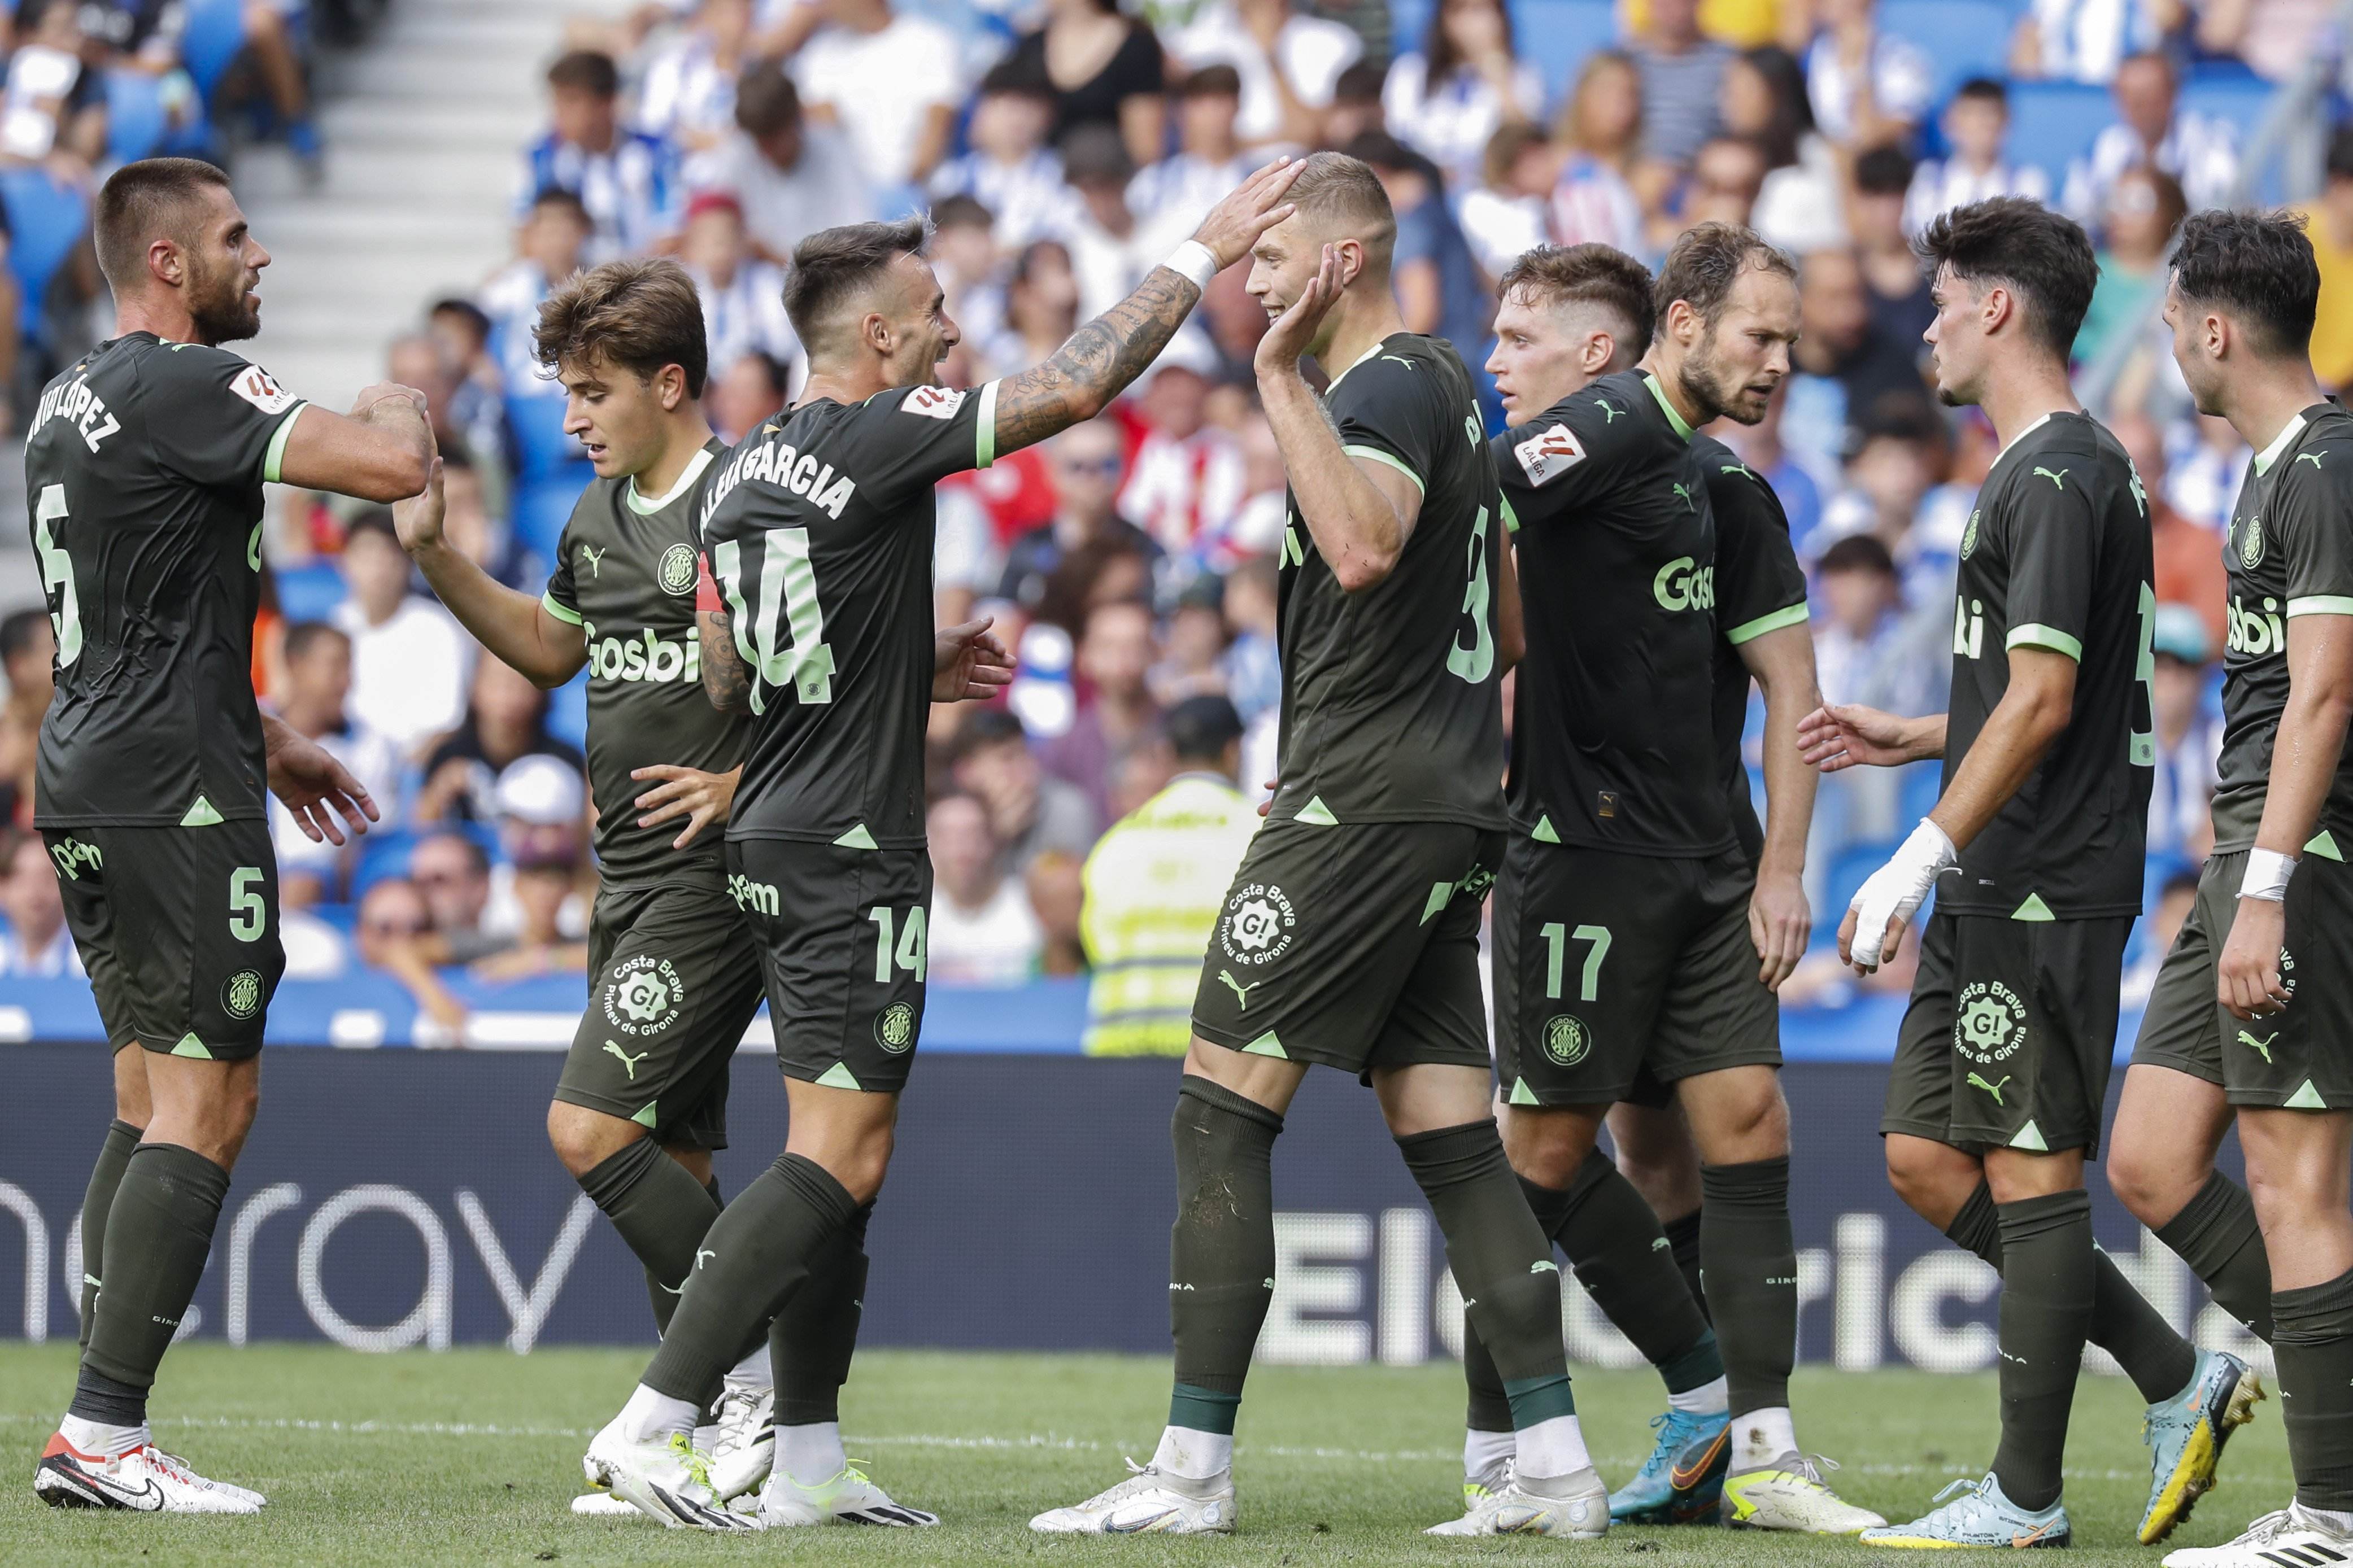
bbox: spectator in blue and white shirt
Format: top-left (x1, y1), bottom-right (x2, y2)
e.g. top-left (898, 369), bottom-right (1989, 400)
top-left (0, 829), bottom-right (79, 977)
top-left (677, 190), bottom-right (800, 386)
top-left (686, 65), bottom-right (874, 265)
top-left (1381, 0), bottom-right (1543, 189)
top-left (929, 62), bottom-right (1077, 251)
top-left (516, 50), bottom-right (683, 261)
top-left (1802, 0), bottom-right (1934, 148)
top-left (2015, 0), bottom-right (2159, 83)
top-left (637, 0), bottom-right (756, 155)
top-left (2060, 51), bottom-right (2238, 228)
top-left (480, 189), bottom-right (594, 399)
top-left (1904, 77), bottom-right (2050, 237)
top-left (1128, 65), bottom-right (1257, 256)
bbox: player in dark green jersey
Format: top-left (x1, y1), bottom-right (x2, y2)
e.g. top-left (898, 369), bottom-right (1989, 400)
top-left (1799, 198), bottom-right (2249, 1550)
top-left (1473, 228), bottom-right (1878, 1535)
top-left (583, 163), bottom-right (1309, 1531)
top-left (2101, 212), bottom-right (2353, 1568)
top-left (1035, 153), bottom-right (1600, 1542)
top-left (29, 158), bottom-right (430, 1515)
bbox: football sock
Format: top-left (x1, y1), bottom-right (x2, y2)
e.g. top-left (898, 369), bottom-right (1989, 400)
top-left (1400, 1121), bottom-right (1575, 1434)
top-left (1513, 1412), bottom-right (1593, 1481)
top-left (1699, 1158), bottom-right (1798, 1417)
top-left (577, 1136), bottom-right (725, 1337)
top-left (75, 1144), bottom-right (231, 1424)
top-left (75, 1119), bottom-right (142, 1351)
top-left (1732, 1405), bottom-right (1798, 1471)
top-left (773, 1202), bottom-right (872, 1426)
top-left (774, 1420), bottom-right (846, 1487)
top-left (1167, 1077), bottom-right (1282, 1441)
top-left (618, 1382), bottom-right (701, 1444)
top-left (1554, 1152), bottom-right (1723, 1395)
top-left (1670, 1375), bottom-right (1730, 1415)
top-left (1463, 1425), bottom-right (1515, 1480)
top-left (2155, 1170), bottom-right (2275, 1343)
top-left (2272, 1264), bottom-right (2353, 1513)
top-left (1945, 1180), bottom-right (2198, 1403)
top-left (56, 1413), bottom-right (145, 1458)
top-left (1990, 1189), bottom-right (2096, 1513)
top-left (1662, 1207), bottom-right (1709, 1322)
top-left (1151, 1425), bottom-right (1233, 1480)
top-left (643, 1152), bottom-right (857, 1409)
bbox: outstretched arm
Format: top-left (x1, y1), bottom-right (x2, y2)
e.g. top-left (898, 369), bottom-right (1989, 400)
top-left (991, 159), bottom-right (1304, 457)
top-left (395, 460), bottom-right (587, 688)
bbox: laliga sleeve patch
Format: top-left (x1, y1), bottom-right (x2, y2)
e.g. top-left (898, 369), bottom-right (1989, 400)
top-left (230, 362), bottom-right (300, 416)
top-left (1513, 423), bottom-right (1585, 487)
top-left (900, 385), bottom-right (968, 420)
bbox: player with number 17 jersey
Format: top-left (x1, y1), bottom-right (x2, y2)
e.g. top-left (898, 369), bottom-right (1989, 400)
top-left (1190, 333), bottom-right (1509, 1071)
top-left (699, 379), bottom-right (1002, 1093)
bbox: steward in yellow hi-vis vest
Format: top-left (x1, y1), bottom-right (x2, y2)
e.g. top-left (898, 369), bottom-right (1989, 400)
top-left (1080, 697), bottom-right (1261, 1056)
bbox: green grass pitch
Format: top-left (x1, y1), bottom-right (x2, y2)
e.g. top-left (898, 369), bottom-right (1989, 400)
top-left (0, 1344), bottom-right (2297, 1564)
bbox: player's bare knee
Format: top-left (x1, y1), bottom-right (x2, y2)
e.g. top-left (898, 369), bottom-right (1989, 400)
top-left (1884, 1135), bottom-right (1980, 1228)
top-left (2104, 1132), bottom-right (2194, 1228)
top-left (1500, 1104), bottom-right (1598, 1187)
top-left (547, 1099), bottom-right (640, 1178)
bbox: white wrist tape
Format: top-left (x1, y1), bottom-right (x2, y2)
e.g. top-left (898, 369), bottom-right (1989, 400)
top-left (1165, 240), bottom-right (1221, 292)
top-left (1847, 817), bottom-right (1958, 968)
top-left (2239, 848), bottom-right (2297, 902)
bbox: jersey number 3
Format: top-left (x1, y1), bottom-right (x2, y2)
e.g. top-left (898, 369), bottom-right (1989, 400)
top-left (713, 534), bottom-right (836, 713)
top-left (1446, 504), bottom-right (1495, 684)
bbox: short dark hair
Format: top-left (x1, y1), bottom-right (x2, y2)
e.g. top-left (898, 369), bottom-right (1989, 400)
top-left (952, 706), bottom-right (1028, 758)
top-left (1853, 143), bottom-right (1914, 197)
top-left (1915, 196), bottom-right (2097, 359)
top-left (735, 63), bottom-right (801, 138)
top-left (345, 508), bottom-right (398, 545)
top-left (526, 186), bottom-right (591, 226)
top-left (1332, 61), bottom-right (1387, 105)
top-left (546, 49), bottom-right (619, 98)
top-left (1818, 533), bottom-right (1897, 578)
top-left (417, 829), bottom-right (490, 879)
top-left (1061, 123), bottom-right (1135, 186)
top-left (429, 296), bottom-right (492, 348)
top-left (979, 58), bottom-right (1050, 99)
top-left (1953, 76), bottom-right (2008, 107)
top-left (2168, 208), bottom-right (2321, 360)
top-left (1180, 64), bottom-right (1242, 99)
top-left (93, 156), bottom-right (232, 295)
top-left (534, 256), bottom-right (711, 397)
top-left (2330, 125), bottom-right (2353, 182)
top-left (282, 619), bottom-right (348, 665)
top-left (1653, 222), bottom-right (1796, 329)
top-left (1165, 695), bottom-right (1244, 765)
top-left (931, 193), bottom-right (992, 232)
top-left (1498, 243), bottom-right (1656, 347)
top-left (1, 608), bottom-right (49, 665)
top-left (783, 216), bottom-right (930, 352)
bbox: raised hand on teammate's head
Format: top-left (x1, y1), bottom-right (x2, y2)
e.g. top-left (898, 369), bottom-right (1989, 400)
top-left (1796, 702), bottom-right (1912, 772)
top-left (1190, 156), bottom-right (1306, 273)
top-left (1254, 243), bottom-right (1344, 381)
top-left (933, 615), bottom-right (1016, 703)
top-left (391, 457), bottom-right (446, 554)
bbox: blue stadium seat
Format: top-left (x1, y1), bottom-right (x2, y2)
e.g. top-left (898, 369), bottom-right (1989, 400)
top-left (274, 562), bottom-right (346, 623)
top-left (547, 670), bottom-right (589, 752)
top-left (350, 829), bottom-right (420, 901)
top-left (1514, 0), bottom-right (1619, 107)
top-left (1393, 0), bottom-right (1434, 56)
top-left (182, 0), bottom-right (249, 103)
top-left (507, 392), bottom-right (584, 482)
top-left (104, 71), bottom-right (171, 163)
top-left (1876, 0), bottom-right (2014, 101)
top-left (514, 473), bottom-right (591, 564)
top-left (0, 168), bottom-right (90, 346)
top-left (2005, 80), bottom-right (2115, 188)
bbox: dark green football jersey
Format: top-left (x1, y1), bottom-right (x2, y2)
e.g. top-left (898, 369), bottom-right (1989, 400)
top-left (2210, 401), bottom-right (2353, 853)
top-left (1496, 369), bottom-right (1727, 856)
top-left (541, 437), bottom-right (747, 881)
top-left (1941, 411), bottom-right (2155, 919)
top-left (704, 379), bottom-right (998, 849)
top-left (1267, 333), bottom-right (1507, 830)
top-left (29, 334), bottom-right (308, 828)
top-left (1696, 434), bottom-right (1809, 866)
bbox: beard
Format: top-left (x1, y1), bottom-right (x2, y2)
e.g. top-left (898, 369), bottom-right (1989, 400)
top-left (1677, 332), bottom-right (1768, 427)
top-left (187, 260), bottom-right (261, 345)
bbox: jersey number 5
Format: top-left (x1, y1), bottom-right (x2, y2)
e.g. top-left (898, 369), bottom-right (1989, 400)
top-left (34, 484), bottom-right (82, 668)
top-left (713, 534), bottom-right (836, 713)
top-left (1446, 504), bottom-right (1495, 684)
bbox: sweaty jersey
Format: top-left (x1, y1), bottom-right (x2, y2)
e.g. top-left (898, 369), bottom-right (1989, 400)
top-left (2210, 401), bottom-right (2353, 853)
top-left (542, 438), bottom-right (747, 882)
top-left (1697, 435), bottom-right (1809, 866)
top-left (1267, 333), bottom-right (1506, 829)
top-left (29, 333), bottom-right (308, 828)
top-left (703, 380), bottom-right (999, 849)
top-left (1942, 411), bottom-right (2155, 919)
top-left (1497, 368), bottom-right (1726, 855)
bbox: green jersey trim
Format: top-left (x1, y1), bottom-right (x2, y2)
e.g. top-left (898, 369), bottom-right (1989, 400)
top-left (540, 591), bottom-right (583, 627)
top-left (1343, 443), bottom-right (1425, 494)
top-left (2252, 411), bottom-right (2311, 477)
top-left (2288, 596), bottom-right (2353, 618)
top-left (2006, 623), bottom-right (2084, 661)
top-left (1724, 602), bottom-right (1809, 644)
top-left (624, 445), bottom-right (717, 514)
top-left (1501, 496), bottom-right (1519, 535)
top-left (1642, 373), bottom-right (1693, 442)
top-left (261, 403), bottom-right (308, 485)
top-left (974, 379), bottom-right (1001, 470)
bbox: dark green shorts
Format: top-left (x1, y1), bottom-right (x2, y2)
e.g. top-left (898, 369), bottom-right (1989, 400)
top-left (1492, 839), bottom-right (1779, 1107)
top-left (43, 822), bottom-right (284, 1061)
top-left (552, 871), bottom-right (765, 1151)
top-left (1883, 910), bottom-right (2133, 1158)
top-left (727, 838), bottom-right (933, 1095)
top-left (2131, 848), bottom-right (2353, 1110)
top-left (1189, 821), bottom-right (1502, 1077)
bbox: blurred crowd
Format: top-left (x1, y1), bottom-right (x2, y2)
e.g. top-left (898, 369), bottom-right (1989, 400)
top-left (6, 0), bottom-right (2353, 1046)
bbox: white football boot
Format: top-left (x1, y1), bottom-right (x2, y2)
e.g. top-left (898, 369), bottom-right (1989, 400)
top-left (1029, 1461), bottom-right (1236, 1535)
top-left (1424, 1464), bottom-right (1609, 1538)
top-left (582, 1416), bottom-right (748, 1530)
top-left (569, 1487), bottom-right (643, 1517)
top-left (751, 1462), bottom-right (940, 1527)
top-left (704, 1376), bottom-right (775, 1501)
top-left (2164, 1503), bottom-right (2353, 1567)
top-left (35, 1434), bottom-right (261, 1514)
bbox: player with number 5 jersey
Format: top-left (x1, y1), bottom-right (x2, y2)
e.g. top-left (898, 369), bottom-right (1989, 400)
top-left (29, 159), bottom-right (429, 1517)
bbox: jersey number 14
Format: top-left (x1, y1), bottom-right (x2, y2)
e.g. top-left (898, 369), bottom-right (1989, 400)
top-left (713, 534), bottom-right (836, 714)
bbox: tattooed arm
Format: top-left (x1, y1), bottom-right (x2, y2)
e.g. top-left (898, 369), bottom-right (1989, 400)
top-left (991, 158), bottom-right (1306, 458)
top-left (699, 609), bottom-right (753, 715)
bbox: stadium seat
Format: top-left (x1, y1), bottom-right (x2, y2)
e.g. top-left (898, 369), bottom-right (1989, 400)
top-left (274, 561), bottom-right (347, 623)
top-left (2005, 80), bottom-right (2115, 189)
top-left (514, 473), bottom-right (591, 564)
top-left (1514, 0), bottom-right (1619, 107)
top-left (349, 828), bottom-right (420, 900)
top-left (182, 0), bottom-right (250, 104)
top-left (1876, 0), bottom-right (2012, 100)
top-left (0, 167), bottom-right (90, 346)
top-left (547, 670), bottom-right (589, 752)
top-left (1393, 0), bottom-right (1434, 55)
top-left (507, 392), bottom-right (585, 482)
top-left (1823, 840), bottom-right (1897, 938)
top-left (104, 71), bottom-right (172, 163)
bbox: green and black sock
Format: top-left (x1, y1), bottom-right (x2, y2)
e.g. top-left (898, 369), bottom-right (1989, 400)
top-left (1989, 1189), bottom-right (2096, 1513)
top-left (643, 1153), bottom-right (857, 1409)
top-left (773, 1202), bottom-right (873, 1426)
top-left (1661, 1206), bottom-right (1708, 1324)
top-left (76, 1119), bottom-right (143, 1351)
top-left (73, 1144), bottom-right (232, 1426)
top-left (1700, 1158), bottom-right (1797, 1416)
top-left (2273, 1264), bottom-right (2353, 1513)
top-left (2155, 1170), bottom-right (2275, 1344)
top-left (1167, 1077), bottom-right (1283, 1436)
top-left (1402, 1121), bottom-right (1574, 1431)
top-left (1945, 1180), bottom-right (2197, 1404)
top-left (577, 1136), bottom-right (725, 1336)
